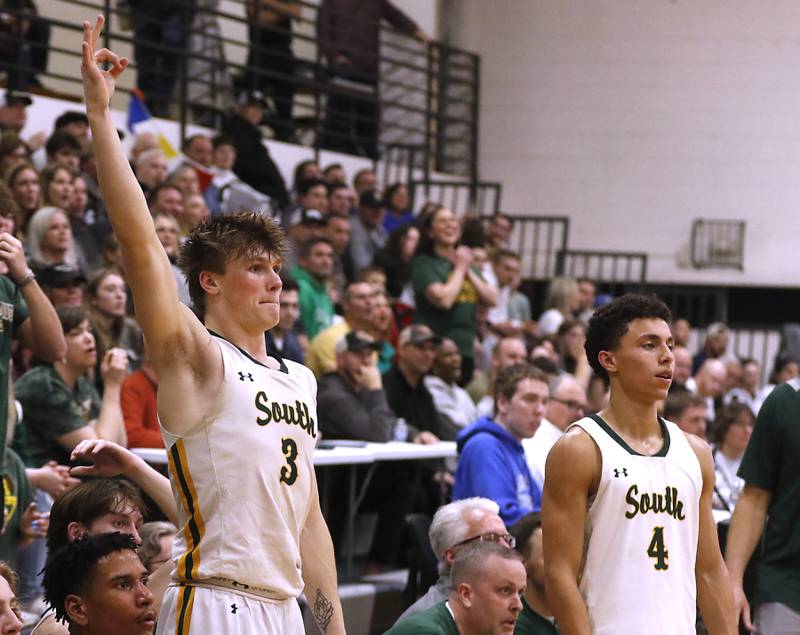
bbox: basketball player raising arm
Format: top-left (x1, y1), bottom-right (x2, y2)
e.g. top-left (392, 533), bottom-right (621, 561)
top-left (542, 294), bottom-right (736, 635)
top-left (81, 17), bottom-right (344, 634)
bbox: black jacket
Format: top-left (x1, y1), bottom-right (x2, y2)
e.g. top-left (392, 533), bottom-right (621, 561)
top-left (221, 112), bottom-right (289, 210)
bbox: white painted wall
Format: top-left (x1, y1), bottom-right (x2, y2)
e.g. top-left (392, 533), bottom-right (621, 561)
top-left (447, 0), bottom-right (800, 287)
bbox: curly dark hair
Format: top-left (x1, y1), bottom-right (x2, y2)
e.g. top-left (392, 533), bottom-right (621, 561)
top-left (585, 294), bottom-right (672, 383)
top-left (509, 512), bottom-right (542, 560)
top-left (43, 532), bottom-right (139, 625)
top-left (177, 211), bottom-right (288, 314)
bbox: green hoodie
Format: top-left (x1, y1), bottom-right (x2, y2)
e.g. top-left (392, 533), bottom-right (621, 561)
top-left (291, 265), bottom-right (334, 339)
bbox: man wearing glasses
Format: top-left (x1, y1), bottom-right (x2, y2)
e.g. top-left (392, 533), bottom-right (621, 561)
top-left (385, 540), bottom-right (526, 635)
top-left (524, 375), bottom-right (587, 490)
top-left (395, 498), bottom-right (513, 624)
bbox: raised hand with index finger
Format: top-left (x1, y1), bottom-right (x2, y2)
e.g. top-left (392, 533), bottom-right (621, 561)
top-left (81, 15), bottom-right (129, 114)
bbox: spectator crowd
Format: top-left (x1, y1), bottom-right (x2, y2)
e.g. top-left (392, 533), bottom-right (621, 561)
top-left (0, 5), bottom-right (794, 632)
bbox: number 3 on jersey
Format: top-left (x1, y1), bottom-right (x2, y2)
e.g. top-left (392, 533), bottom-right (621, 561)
top-left (280, 437), bottom-right (298, 485)
top-left (647, 526), bottom-right (669, 570)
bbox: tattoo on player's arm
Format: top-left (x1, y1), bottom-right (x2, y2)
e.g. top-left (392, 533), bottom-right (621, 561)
top-left (313, 589), bottom-right (334, 632)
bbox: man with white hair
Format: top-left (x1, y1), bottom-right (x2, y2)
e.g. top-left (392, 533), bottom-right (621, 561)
top-left (134, 148), bottom-right (167, 194)
top-left (695, 358), bottom-right (728, 423)
top-left (523, 374), bottom-right (587, 489)
top-left (394, 497), bottom-right (511, 624)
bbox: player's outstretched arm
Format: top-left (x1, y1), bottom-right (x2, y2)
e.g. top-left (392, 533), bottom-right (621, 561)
top-left (542, 430), bottom-right (597, 635)
top-left (80, 17), bottom-right (212, 378)
top-left (689, 436), bottom-right (738, 635)
top-left (300, 478), bottom-right (345, 635)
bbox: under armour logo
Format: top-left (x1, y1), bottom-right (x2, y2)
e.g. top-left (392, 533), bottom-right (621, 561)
top-left (231, 603), bottom-right (238, 614)
top-left (613, 468), bottom-right (628, 478)
top-left (238, 372), bottom-right (254, 382)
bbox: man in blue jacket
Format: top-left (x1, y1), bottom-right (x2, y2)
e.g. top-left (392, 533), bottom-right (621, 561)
top-left (454, 363), bottom-right (548, 525)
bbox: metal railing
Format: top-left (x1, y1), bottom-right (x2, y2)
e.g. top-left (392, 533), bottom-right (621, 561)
top-left (728, 325), bottom-right (781, 383)
top-left (685, 324), bottom-right (780, 386)
top-left (3, 0), bottom-right (480, 176)
top-left (509, 216), bottom-right (571, 281)
top-left (646, 285), bottom-right (729, 326)
top-left (382, 143), bottom-right (427, 188)
top-left (556, 249), bottom-right (649, 292)
top-left (408, 179), bottom-right (502, 216)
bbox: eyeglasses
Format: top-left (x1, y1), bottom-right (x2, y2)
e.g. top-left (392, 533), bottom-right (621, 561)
top-left (453, 532), bottom-right (516, 550)
top-left (551, 397), bottom-right (586, 411)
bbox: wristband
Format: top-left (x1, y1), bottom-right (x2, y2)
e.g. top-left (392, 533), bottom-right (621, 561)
top-left (15, 270), bottom-right (35, 288)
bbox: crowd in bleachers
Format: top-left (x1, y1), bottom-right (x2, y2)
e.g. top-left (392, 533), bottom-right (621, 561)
top-left (0, 77), bottom-right (793, 631)
top-left (0, 3), bottom-right (794, 630)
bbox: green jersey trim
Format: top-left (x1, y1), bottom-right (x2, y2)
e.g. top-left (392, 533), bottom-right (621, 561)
top-left (588, 413), bottom-right (671, 457)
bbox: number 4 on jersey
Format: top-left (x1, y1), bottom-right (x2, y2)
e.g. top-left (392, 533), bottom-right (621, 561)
top-left (647, 526), bottom-right (669, 570)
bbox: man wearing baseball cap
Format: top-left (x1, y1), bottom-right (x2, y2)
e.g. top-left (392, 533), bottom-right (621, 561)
top-left (318, 330), bottom-right (394, 442)
top-left (220, 90), bottom-right (289, 209)
top-left (383, 324), bottom-right (448, 442)
top-left (36, 263), bottom-right (87, 308)
top-left (319, 329), bottom-right (420, 570)
top-left (0, 91), bottom-right (32, 136)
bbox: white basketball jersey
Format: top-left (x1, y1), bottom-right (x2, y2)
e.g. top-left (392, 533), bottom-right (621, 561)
top-left (569, 414), bottom-right (702, 635)
top-left (161, 333), bottom-right (318, 600)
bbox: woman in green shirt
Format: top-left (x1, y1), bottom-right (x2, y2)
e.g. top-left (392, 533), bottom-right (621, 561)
top-left (15, 306), bottom-right (128, 467)
top-left (410, 206), bottom-right (497, 384)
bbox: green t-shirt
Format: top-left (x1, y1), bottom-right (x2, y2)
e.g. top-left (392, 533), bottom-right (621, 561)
top-left (0, 447), bottom-right (32, 562)
top-left (411, 254), bottom-right (479, 359)
top-left (291, 265), bottom-right (334, 340)
top-left (515, 597), bottom-right (559, 635)
top-left (15, 366), bottom-right (101, 467)
top-left (0, 277), bottom-right (28, 471)
top-left (384, 602), bottom-right (460, 635)
top-left (737, 380), bottom-right (800, 612)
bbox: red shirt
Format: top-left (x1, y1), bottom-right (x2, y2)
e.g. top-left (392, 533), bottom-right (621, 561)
top-left (121, 369), bottom-right (162, 448)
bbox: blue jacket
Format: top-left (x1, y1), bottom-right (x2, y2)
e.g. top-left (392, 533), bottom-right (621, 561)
top-left (453, 416), bottom-right (541, 526)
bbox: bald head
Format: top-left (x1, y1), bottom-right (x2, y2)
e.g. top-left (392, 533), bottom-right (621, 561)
top-left (545, 375), bottom-right (587, 431)
top-left (492, 337), bottom-right (527, 373)
top-left (451, 541), bottom-right (523, 589)
top-left (672, 346), bottom-right (692, 386)
top-left (696, 359), bottom-right (726, 398)
top-left (130, 132), bottom-right (158, 163)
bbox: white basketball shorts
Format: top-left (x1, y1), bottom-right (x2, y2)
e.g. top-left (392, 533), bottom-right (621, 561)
top-left (156, 584), bottom-right (304, 634)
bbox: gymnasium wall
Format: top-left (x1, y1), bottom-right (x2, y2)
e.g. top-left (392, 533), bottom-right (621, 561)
top-left (445, 0), bottom-right (800, 287)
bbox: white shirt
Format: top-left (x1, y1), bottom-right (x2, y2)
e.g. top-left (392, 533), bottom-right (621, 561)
top-left (476, 395), bottom-right (493, 419)
top-left (724, 387), bottom-right (763, 416)
top-left (487, 285), bottom-right (511, 324)
top-left (424, 376), bottom-right (479, 429)
top-left (522, 419), bottom-right (563, 489)
top-left (538, 308), bottom-right (565, 337)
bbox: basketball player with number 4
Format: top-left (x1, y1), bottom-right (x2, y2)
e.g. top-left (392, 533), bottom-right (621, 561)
top-left (542, 294), bottom-right (736, 635)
